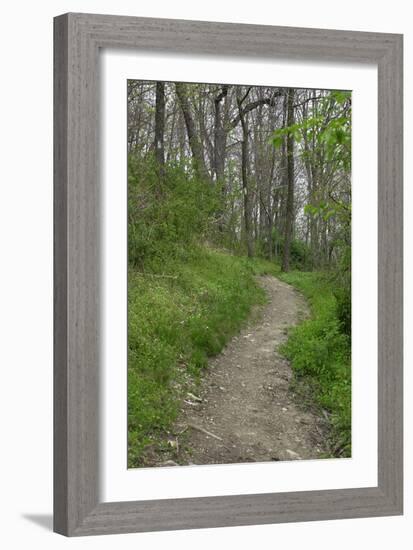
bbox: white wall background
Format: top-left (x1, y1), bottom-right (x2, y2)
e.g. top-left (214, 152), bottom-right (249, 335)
top-left (0, 1), bottom-right (410, 548)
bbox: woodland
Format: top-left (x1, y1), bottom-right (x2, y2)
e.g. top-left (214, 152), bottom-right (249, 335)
top-left (127, 80), bottom-right (352, 467)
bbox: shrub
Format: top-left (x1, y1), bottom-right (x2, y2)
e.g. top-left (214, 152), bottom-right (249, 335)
top-left (334, 282), bottom-right (351, 338)
top-left (268, 228), bottom-right (312, 270)
top-left (128, 154), bottom-right (220, 268)
top-left (278, 271), bottom-right (351, 457)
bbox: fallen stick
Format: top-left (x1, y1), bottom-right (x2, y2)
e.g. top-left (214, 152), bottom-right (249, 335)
top-left (187, 423), bottom-right (223, 441)
top-left (187, 392), bottom-right (202, 402)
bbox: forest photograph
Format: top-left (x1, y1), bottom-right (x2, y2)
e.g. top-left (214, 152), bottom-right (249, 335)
top-left (127, 79), bottom-right (352, 468)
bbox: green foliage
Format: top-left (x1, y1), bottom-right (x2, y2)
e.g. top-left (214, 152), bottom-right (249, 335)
top-left (277, 271), bottom-right (351, 457)
top-left (128, 248), bottom-right (278, 466)
top-left (288, 239), bottom-right (312, 270)
top-left (329, 90), bottom-right (351, 104)
top-left (272, 116), bottom-right (322, 148)
top-left (334, 284), bottom-right (351, 338)
top-left (304, 201), bottom-right (338, 222)
top-left (128, 154), bottom-right (220, 268)
top-left (333, 243), bottom-right (351, 338)
top-left (319, 116), bottom-right (351, 172)
top-left (272, 89), bottom-right (352, 173)
top-left (270, 228), bottom-right (312, 270)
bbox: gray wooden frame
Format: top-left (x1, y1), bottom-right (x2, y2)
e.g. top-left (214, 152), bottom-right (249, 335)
top-left (54, 12), bottom-right (403, 536)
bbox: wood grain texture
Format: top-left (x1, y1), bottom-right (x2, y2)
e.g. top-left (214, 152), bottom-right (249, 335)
top-left (377, 34), bottom-right (403, 509)
top-left (54, 13), bottom-right (100, 535)
top-left (53, 14), bottom-right (69, 536)
top-left (53, 13), bottom-right (403, 536)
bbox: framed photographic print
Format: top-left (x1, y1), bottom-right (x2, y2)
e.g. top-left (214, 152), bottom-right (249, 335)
top-left (54, 13), bottom-right (403, 536)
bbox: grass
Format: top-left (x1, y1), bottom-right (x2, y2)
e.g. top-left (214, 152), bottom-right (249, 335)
top-left (277, 271), bottom-right (351, 457)
top-left (127, 246), bottom-right (279, 467)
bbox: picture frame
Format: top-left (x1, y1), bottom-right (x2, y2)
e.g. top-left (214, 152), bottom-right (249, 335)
top-left (53, 12), bottom-right (403, 536)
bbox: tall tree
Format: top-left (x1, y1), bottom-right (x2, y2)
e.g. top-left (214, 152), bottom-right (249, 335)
top-left (214, 85), bottom-right (229, 185)
top-left (282, 88), bottom-right (295, 272)
top-left (237, 88), bottom-right (254, 258)
top-left (153, 81), bottom-right (166, 191)
top-left (175, 82), bottom-right (210, 182)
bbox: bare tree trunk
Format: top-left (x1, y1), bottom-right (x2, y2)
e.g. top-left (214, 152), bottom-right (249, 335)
top-left (154, 82), bottom-right (165, 165)
top-left (214, 86), bottom-right (228, 185)
top-left (213, 85), bottom-right (229, 233)
top-left (237, 90), bottom-right (254, 258)
top-left (178, 107), bottom-right (187, 162)
top-left (310, 90), bottom-right (320, 268)
top-left (267, 148), bottom-right (276, 260)
top-left (153, 82), bottom-right (165, 193)
top-left (175, 82), bottom-right (210, 182)
top-left (282, 88), bottom-right (295, 272)
top-left (166, 103), bottom-right (177, 163)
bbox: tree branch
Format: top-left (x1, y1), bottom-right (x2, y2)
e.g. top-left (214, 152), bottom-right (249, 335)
top-left (229, 91), bottom-right (282, 129)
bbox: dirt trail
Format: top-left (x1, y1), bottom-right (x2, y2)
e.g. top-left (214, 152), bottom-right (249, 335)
top-left (163, 276), bottom-right (328, 466)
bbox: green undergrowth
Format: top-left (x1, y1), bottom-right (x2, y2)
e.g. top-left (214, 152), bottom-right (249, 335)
top-left (277, 271), bottom-right (351, 457)
top-left (128, 247), bottom-right (279, 467)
